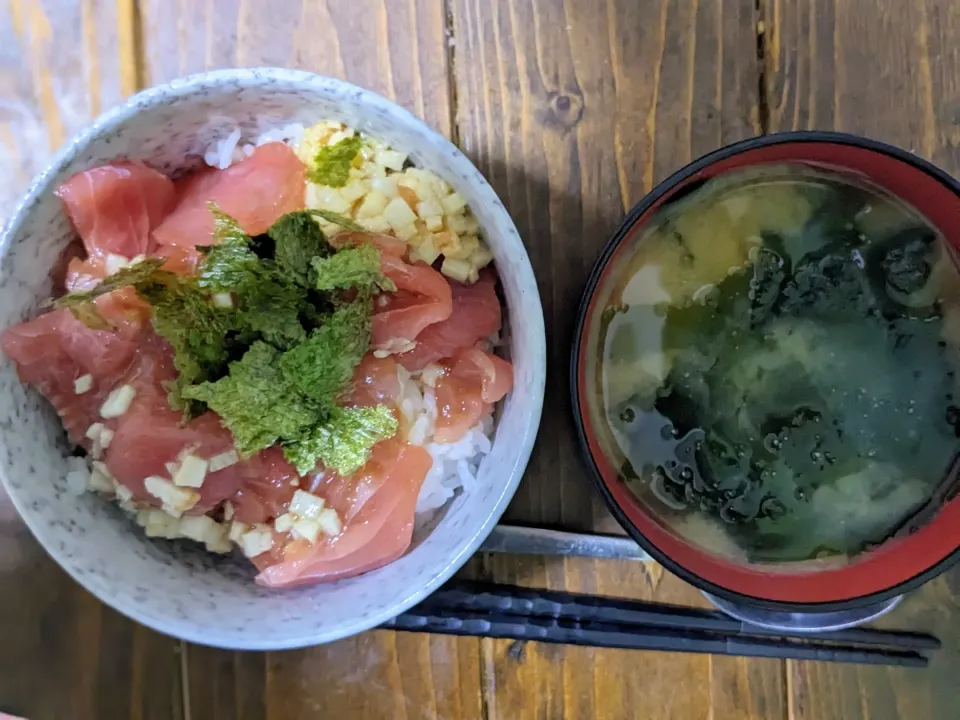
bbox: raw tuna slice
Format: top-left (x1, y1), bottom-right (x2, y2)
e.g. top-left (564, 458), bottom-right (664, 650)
top-left (62, 256), bottom-right (154, 326)
top-left (344, 353), bottom-right (402, 408)
top-left (101, 339), bottom-right (237, 507)
top-left (331, 231), bottom-right (407, 258)
top-left (228, 446), bottom-right (300, 525)
top-left (1, 308), bottom-right (142, 442)
top-left (372, 255), bottom-right (453, 350)
top-left (152, 143), bottom-right (306, 246)
top-left (56, 160), bottom-right (176, 259)
top-left (397, 270), bottom-right (501, 370)
top-left (434, 347), bottom-right (513, 443)
top-left (253, 439), bottom-right (432, 587)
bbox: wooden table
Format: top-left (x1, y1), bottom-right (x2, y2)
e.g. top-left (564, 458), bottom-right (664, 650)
top-left (1, 1), bottom-right (958, 718)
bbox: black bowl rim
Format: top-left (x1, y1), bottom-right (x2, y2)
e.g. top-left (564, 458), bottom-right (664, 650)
top-left (570, 130), bottom-right (960, 613)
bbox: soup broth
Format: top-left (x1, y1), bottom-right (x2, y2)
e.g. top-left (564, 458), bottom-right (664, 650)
top-left (597, 164), bottom-right (960, 564)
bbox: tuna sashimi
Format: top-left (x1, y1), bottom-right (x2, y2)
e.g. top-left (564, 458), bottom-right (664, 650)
top-left (253, 439), bottom-right (432, 587)
top-left (50, 240), bottom-right (88, 296)
top-left (152, 143), bottom-right (306, 246)
top-left (102, 341), bottom-right (231, 504)
top-left (434, 347), bottom-right (513, 443)
top-left (63, 257), bottom-right (154, 326)
top-left (56, 160), bottom-right (176, 260)
top-left (397, 270), bottom-right (502, 370)
top-left (1, 308), bottom-right (142, 442)
top-left (373, 255), bottom-right (453, 350)
top-left (331, 231), bottom-right (407, 258)
top-left (345, 353), bottom-right (402, 408)
top-left (228, 446), bottom-right (299, 525)
top-left (101, 338), bottom-right (299, 513)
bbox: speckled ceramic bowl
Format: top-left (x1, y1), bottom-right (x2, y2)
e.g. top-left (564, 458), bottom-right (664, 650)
top-left (0, 68), bottom-right (545, 649)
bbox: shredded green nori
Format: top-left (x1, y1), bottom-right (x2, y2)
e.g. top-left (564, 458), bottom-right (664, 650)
top-left (307, 136), bottom-right (363, 188)
top-left (54, 206), bottom-right (398, 473)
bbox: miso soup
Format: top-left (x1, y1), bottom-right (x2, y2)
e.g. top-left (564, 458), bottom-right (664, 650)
top-left (596, 164), bottom-right (960, 564)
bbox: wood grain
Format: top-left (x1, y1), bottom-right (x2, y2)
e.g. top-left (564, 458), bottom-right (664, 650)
top-left (140, 0), bottom-right (453, 139)
top-left (0, 493), bottom-right (185, 720)
top-left (0, 2), bottom-right (185, 719)
top-left (451, 1), bottom-right (786, 718)
top-left (0, 0), bottom-right (135, 215)
top-left (5, 1), bottom-right (957, 718)
top-left (762, 1), bottom-right (960, 717)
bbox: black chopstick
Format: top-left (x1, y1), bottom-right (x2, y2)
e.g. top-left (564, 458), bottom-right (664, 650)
top-left (382, 581), bottom-right (938, 666)
top-left (384, 608), bottom-right (929, 667)
top-left (420, 582), bottom-right (940, 651)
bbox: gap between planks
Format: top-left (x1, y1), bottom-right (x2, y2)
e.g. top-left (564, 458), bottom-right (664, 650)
top-left (755, 0), bottom-right (770, 133)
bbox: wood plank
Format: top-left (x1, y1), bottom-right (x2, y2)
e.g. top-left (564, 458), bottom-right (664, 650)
top-left (0, 2), bottom-right (185, 718)
top-left (140, 0), bottom-right (453, 138)
top-left (762, 1), bottom-right (960, 717)
top-left (0, 0), bottom-right (132, 216)
top-left (137, 3), bottom-right (489, 718)
top-left (452, 1), bottom-right (783, 718)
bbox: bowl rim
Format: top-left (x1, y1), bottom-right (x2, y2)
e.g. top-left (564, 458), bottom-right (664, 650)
top-left (0, 67), bottom-right (546, 648)
top-left (571, 129), bottom-right (960, 613)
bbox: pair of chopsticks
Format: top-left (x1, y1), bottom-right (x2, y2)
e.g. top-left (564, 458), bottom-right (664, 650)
top-left (383, 582), bottom-right (940, 667)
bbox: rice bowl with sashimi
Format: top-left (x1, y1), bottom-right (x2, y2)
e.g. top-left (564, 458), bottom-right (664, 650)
top-left (2, 116), bottom-right (517, 591)
top-left (0, 69), bottom-right (545, 649)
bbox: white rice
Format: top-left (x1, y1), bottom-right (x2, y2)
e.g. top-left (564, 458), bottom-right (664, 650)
top-left (202, 123), bottom-right (306, 170)
top-left (203, 122), bottom-right (498, 516)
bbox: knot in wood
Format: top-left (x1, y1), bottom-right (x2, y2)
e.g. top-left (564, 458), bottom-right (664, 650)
top-left (545, 90), bottom-right (584, 131)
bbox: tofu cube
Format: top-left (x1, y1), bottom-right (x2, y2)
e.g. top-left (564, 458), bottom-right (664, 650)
top-left (440, 257), bottom-right (478, 284)
top-left (208, 450), bottom-right (239, 473)
top-left (409, 236), bottom-right (441, 265)
top-left (173, 455), bottom-right (208, 488)
top-left (115, 483), bottom-right (134, 504)
top-left (446, 213), bottom-right (480, 236)
top-left (433, 231), bottom-right (463, 259)
top-left (340, 180), bottom-right (368, 204)
top-left (370, 176), bottom-right (399, 198)
top-left (289, 489), bottom-right (326, 519)
top-left (382, 197), bottom-right (418, 230)
top-left (375, 149), bottom-right (408, 172)
top-left (238, 525), bottom-right (275, 558)
top-left (308, 184), bottom-right (351, 213)
top-left (74, 374), bottom-right (93, 394)
top-left (179, 514), bottom-right (219, 543)
top-left (360, 217), bottom-right (392, 234)
top-left (212, 292), bottom-right (234, 308)
top-left (100, 384), bottom-right (136, 418)
top-left (144, 476), bottom-right (200, 516)
top-left (440, 192), bottom-right (468, 215)
top-left (292, 516), bottom-right (322, 544)
top-left (316, 508), bottom-right (343, 537)
top-left (393, 223), bottom-right (418, 242)
top-left (274, 513), bottom-right (295, 533)
top-left (470, 244), bottom-right (495, 269)
top-left (356, 189), bottom-right (389, 219)
top-left (416, 199), bottom-right (444, 221)
top-left (88, 461), bottom-right (115, 493)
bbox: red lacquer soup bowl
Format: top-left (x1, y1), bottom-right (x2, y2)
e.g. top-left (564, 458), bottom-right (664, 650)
top-left (571, 131), bottom-right (960, 611)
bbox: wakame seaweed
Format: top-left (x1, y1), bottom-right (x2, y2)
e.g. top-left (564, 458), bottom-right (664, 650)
top-left (600, 165), bottom-right (960, 563)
